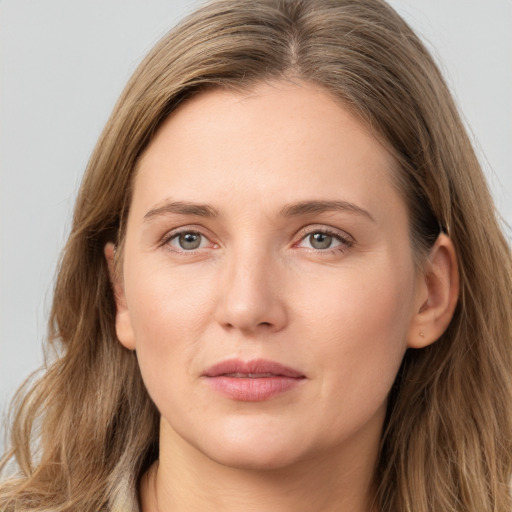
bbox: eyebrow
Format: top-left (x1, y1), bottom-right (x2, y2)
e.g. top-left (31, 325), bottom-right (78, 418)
top-left (279, 200), bottom-right (375, 222)
top-left (143, 199), bottom-right (374, 222)
top-left (144, 201), bottom-right (219, 221)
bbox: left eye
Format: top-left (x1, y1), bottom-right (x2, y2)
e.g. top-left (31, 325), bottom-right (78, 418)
top-left (168, 231), bottom-right (208, 250)
top-left (298, 231), bottom-right (345, 250)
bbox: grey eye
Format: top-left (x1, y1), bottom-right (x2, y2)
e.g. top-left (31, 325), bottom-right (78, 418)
top-left (309, 232), bottom-right (333, 249)
top-left (177, 232), bottom-right (203, 250)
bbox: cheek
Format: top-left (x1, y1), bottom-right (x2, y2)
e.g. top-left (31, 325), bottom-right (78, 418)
top-left (296, 261), bottom-right (413, 399)
top-left (123, 262), bottom-right (217, 397)
top-left (126, 258), bottom-right (215, 338)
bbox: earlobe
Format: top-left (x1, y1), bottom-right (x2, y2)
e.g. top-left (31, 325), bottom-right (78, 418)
top-left (407, 234), bottom-right (459, 349)
top-left (104, 242), bottom-right (136, 351)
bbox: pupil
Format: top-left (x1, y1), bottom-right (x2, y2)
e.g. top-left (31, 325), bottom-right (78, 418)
top-left (179, 233), bottom-right (201, 250)
top-left (310, 232), bottom-right (332, 249)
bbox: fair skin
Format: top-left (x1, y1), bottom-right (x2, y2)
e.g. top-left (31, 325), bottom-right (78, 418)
top-left (105, 81), bottom-right (458, 511)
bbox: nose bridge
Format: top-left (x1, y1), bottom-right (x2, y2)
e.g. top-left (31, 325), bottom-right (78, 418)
top-left (215, 237), bottom-right (287, 333)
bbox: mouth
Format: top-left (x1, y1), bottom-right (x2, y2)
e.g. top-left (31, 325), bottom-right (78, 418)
top-left (203, 358), bottom-right (306, 401)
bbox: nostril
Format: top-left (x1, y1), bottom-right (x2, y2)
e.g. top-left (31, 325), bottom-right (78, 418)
top-left (215, 284), bottom-right (288, 333)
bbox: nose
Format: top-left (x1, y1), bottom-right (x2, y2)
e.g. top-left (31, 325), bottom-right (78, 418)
top-left (214, 245), bottom-right (288, 335)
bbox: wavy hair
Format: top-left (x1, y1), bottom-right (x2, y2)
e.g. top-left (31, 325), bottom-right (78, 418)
top-left (1, 0), bottom-right (511, 510)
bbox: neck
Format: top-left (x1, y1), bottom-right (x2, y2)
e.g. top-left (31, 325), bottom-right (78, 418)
top-left (139, 420), bottom-right (380, 512)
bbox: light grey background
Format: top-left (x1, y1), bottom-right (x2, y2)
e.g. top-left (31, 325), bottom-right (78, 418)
top-left (1, 0), bottom-right (511, 437)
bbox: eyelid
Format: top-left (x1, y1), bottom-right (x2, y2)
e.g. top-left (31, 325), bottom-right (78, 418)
top-left (158, 224), bottom-right (354, 253)
top-left (160, 225), bottom-right (218, 252)
top-left (293, 225), bottom-right (354, 250)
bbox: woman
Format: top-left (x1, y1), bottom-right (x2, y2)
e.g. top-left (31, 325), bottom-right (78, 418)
top-left (1, 0), bottom-right (511, 511)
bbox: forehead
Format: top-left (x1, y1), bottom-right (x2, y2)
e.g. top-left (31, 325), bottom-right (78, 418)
top-left (133, 80), bottom-right (402, 220)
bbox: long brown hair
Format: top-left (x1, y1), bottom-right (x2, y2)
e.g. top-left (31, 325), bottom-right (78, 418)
top-left (2, 1), bottom-right (511, 510)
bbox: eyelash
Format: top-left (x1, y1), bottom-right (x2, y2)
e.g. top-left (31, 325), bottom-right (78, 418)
top-left (160, 226), bottom-right (354, 255)
top-left (294, 227), bottom-right (354, 255)
top-left (160, 229), bottom-right (216, 253)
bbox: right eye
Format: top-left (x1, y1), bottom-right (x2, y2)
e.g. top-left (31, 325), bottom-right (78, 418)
top-left (167, 231), bottom-right (210, 251)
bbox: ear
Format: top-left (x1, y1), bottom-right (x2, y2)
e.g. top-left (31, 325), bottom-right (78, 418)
top-left (104, 242), bottom-right (136, 350)
top-left (407, 234), bottom-right (459, 349)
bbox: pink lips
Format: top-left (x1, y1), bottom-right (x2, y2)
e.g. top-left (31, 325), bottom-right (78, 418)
top-left (203, 359), bottom-right (306, 401)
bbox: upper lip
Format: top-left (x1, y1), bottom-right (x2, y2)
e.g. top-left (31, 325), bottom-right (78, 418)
top-left (203, 358), bottom-right (305, 378)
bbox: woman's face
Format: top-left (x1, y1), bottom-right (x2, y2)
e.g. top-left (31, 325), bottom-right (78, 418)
top-left (113, 81), bottom-right (426, 470)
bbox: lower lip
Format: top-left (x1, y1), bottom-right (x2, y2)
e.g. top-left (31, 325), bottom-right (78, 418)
top-left (206, 376), bottom-right (304, 401)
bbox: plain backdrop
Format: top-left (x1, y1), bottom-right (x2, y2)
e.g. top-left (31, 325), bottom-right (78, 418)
top-left (1, 0), bottom-right (511, 439)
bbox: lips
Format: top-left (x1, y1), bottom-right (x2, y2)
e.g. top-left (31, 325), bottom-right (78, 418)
top-left (204, 359), bottom-right (305, 378)
top-left (203, 358), bottom-right (306, 401)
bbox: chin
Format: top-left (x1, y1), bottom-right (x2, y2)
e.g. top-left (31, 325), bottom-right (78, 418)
top-left (165, 414), bottom-right (308, 471)
top-left (190, 418), bottom-right (322, 472)
top-left (203, 440), bottom-right (307, 471)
